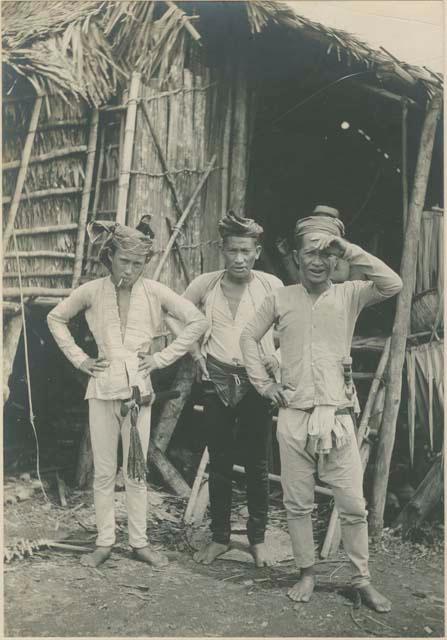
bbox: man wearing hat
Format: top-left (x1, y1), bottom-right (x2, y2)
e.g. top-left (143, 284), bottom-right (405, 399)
top-left (47, 219), bottom-right (208, 568)
top-left (240, 205), bottom-right (402, 611)
top-left (176, 211), bottom-right (284, 566)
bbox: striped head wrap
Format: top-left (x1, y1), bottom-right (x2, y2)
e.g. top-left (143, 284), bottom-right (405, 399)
top-left (87, 217), bottom-right (154, 269)
top-left (218, 210), bottom-right (263, 239)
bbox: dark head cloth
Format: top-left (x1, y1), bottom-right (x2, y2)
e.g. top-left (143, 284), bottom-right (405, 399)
top-left (295, 204), bottom-right (345, 239)
top-left (218, 210), bottom-right (263, 239)
top-left (87, 219), bottom-right (154, 269)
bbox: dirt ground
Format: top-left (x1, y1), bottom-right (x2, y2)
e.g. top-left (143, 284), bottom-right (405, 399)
top-left (3, 482), bottom-right (445, 638)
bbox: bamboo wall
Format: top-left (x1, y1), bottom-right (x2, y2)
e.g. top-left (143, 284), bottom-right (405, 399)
top-left (2, 96), bottom-right (91, 291)
top-left (86, 48), bottom-right (254, 291)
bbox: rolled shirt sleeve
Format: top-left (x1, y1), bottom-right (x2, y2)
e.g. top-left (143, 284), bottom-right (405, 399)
top-left (150, 281), bottom-right (208, 369)
top-left (47, 284), bottom-right (92, 368)
top-left (343, 243), bottom-right (403, 312)
top-left (240, 293), bottom-right (278, 396)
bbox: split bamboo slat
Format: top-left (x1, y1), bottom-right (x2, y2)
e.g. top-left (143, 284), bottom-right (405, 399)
top-left (3, 94), bottom-right (43, 252)
top-left (4, 251), bottom-right (75, 259)
top-left (4, 272), bottom-right (73, 279)
top-left (402, 99), bottom-right (409, 227)
top-left (3, 145), bottom-right (88, 171)
top-left (369, 93), bottom-right (442, 536)
top-left (3, 287), bottom-right (72, 298)
top-left (13, 223), bottom-right (78, 236)
top-left (2, 186), bottom-right (83, 205)
top-left (72, 109), bottom-right (99, 288)
top-left (116, 72), bottom-right (141, 225)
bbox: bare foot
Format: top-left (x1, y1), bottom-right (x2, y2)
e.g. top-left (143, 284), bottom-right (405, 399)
top-left (132, 545), bottom-right (169, 567)
top-left (193, 541), bottom-right (230, 565)
top-left (80, 546), bottom-right (112, 567)
top-left (250, 543), bottom-right (274, 567)
top-left (287, 574), bottom-right (315, 603)
top-left (357, 584), bottom-right (391, 613)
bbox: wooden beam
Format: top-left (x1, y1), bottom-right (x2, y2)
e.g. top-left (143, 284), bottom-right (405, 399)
top-left (72, 109), bottom-right (99, 288)
top-left (369, 92), bottom-right (442, 537)
top-left (3, 94), bottom-right (43, 252)
top-left (164, 1), bottom-right (202, 44)
top-left (353, 82), bottom-right (420, 110)
top-left (116, 72), bottom-right (141, 225)
top-left (3, 145), bottom-right (87, 171)
top-left (402, 100), bottom-right (409, 227)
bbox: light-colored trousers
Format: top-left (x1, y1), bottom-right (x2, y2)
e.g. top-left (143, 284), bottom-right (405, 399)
top-left (88, 399), bottom-right (151, 548)
top-left (277, 408), bottom-right (370, 588)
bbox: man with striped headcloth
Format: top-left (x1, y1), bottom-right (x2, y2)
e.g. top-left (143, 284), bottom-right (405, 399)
top-left (174, 210), bottom-right (284, 567)
top-left (48, 219), bottom-right (208, 568)
top-left (241, 205), bottom-right (402, 612)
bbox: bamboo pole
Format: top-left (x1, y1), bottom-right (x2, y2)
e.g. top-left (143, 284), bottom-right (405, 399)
top-left (116, 72), bottom-right (141, 225)
top-left (3, 145), bottom-right (87, 171)
top-left (164, 1), bottom-right (202, 44)
top-left (369, 93), bottom-right (442, 537)
top-left (320, 338), bottom-right (392, 557)
top-left (184, 448), bottom-right (209, 524)
top-left (3, 287), bottom-right (72, 298)
top-left (3, 315), bottom-right (23, 402)
top-left (402, 99), bottom-right (409, 227)
top-left (166, 218), bottom-right (191, 284)
top-left (3, 186), bottom-right (82, 205)
top-left (13, 223), bottom-right (78, 236)
top-left (3, 272), bottom-right (73, 279)
top-left (3, 94), bottom-right (43, 252)
top-left (86, 126), bottom-right (106, 267)
top-left (152, 155), bottom-right (216, 281)
top-left (4, 251), bottom-right (75, 259)
top-left (72, 109), bottom-right (99, 288)
top-left (3, 118), bottom-right (88, 133)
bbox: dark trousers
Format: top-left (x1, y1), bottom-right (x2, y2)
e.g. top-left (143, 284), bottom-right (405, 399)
top-left (204, 387), bottom-right (272, 545)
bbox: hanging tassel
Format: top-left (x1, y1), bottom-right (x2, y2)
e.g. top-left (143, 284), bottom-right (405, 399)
top-left (122, 388), bottom-right (148, 482)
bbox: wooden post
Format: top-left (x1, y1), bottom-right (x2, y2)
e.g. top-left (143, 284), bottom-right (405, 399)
top-left (369, 93), bottom-right (442, 537)
top-left (86, 125), bottom-right (106, 267)
top-left (116, 72), bottom-right (141, 225)
top-left (228, 65), bottom-right (249, 213)
top-left (3, 315), bottom-right (23, 403)
top-left (3, 94), bottom-right (43, 253)
top-left (151, 357), bottom-right (195, 453)
top-left (72, 109), bottom-right (99, 288)
top-left (401, 99), bottom-right (409, 227)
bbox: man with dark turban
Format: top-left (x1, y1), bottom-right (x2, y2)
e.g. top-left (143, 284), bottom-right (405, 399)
top-left (47, 219), bottom-right (208, 568)
top-left (241, 205), bottom-right (402, 612)
top-left (170, 210), bottom-right (284, 566)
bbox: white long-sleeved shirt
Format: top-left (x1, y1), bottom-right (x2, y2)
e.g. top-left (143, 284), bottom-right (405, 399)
top-left (240, 243), bottom-right (403, 408)
top-left (47, 276), bottom-right (208, 400)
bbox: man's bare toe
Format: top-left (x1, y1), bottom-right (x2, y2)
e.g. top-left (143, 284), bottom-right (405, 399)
top-left (250, 543), bottom-right (274, 567)
top-left (357, 585), bottom-right (391, 613)
top-left (193, 542), bottom-right (229, 565)
top-left (80, 546), bottom-right (112, 567)
top-left (287, 576), bottom-right (315, 603)
top-left (132, 545), bottom-right (168, 567)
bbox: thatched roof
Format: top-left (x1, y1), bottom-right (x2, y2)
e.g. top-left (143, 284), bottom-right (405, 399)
top-left (2, 0), bottom-right (443, 105)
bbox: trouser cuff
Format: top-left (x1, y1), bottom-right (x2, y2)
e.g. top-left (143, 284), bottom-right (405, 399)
top-left (351, 577), bottom-right (371, 589)
top-left (211, 533), bottom-right (231, 545)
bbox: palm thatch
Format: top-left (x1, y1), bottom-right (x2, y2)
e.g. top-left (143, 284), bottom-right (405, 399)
top-left (2, 0), bottom-right (442, 106)
top-left (245, 0), bottom-right (443, 100)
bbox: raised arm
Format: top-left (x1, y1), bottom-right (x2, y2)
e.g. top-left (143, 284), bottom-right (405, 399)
top-left (342, 242), bottom-right (403, 310)
top-left (47, 284), bottom-right (93, 369)
top-left (150, 281), bottom-right (208, 369)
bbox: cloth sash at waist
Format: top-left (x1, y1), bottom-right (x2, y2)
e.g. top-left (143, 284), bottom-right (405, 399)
top-left (206, 354), bottom-right (251, 407)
